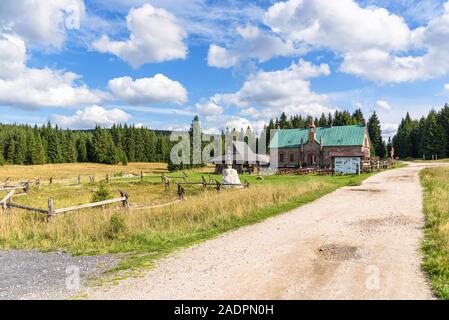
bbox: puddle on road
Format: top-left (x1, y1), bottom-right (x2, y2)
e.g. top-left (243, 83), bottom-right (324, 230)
top-left (357, 215), bottom-right (418, 229)
top-left (317, 244), bottom-right (360, 262)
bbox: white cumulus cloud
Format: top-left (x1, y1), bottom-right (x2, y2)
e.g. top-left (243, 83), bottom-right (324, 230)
top-left (0, 0), bottom-right (85, 48)
top-left (382, 123), bottom-right (399, 138)
top-left (93, 4), bottom-right (187, 68)
top-left (265, 0), bottom-right (412, 53)
top-left (108, 74), bottom-right (188, 105)
top-left (212, 60), bottom-right (334, 120)
top-left (0, 34), bottom-right (102, 109)
top-left (51, 105), bottom-right (132, 129)
top-left (195, 101), bottom-right (224, 116)
top-left (376, 100), bottom-right (392, 110)
top-left (207, 24), bottom-right (303, 68)
top-left (264, 0), bottom-right (449, 83)
top-left (225, 117), bottom-right (252, 132)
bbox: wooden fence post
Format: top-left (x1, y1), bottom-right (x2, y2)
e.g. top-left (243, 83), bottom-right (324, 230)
top-left (141, 171), bottom-right (144, 182)
top-left (119, 191), bottom-right (130, 208)
top-left (177, 184), bottom-right (185, 200)
top-left (49, 177), bottom-right (53, 185)
top-left (24, 182), bottom-right (30, 194)
top-left (216, 180), bottom-right (221, 193)
top-left (78, 175), bottom-right (81, 184)
top-left (165, 179), bottom-right (170, 191)
top-left (106, 174), bottom-right (109, 183)
top-left (6, 195), bottom-right (12, 211)
top-left (48, 198), bottom-right (55, 219)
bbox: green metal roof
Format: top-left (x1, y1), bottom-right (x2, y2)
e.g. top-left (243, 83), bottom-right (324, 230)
top-left (269, 125), bottom-right (367, 149)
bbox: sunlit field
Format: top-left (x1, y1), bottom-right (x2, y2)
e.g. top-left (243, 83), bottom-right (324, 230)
top-left (0, 162), bottom-right (374, 270)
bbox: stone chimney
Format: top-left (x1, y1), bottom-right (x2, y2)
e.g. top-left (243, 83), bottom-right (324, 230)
top-left (308, 120), bottom-right (316, 143)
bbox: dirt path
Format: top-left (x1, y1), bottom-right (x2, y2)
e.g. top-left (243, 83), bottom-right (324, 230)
top-left (88, 163), bottom-right (442, 300)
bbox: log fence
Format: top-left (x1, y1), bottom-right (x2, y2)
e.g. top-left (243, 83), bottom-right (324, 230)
top-left (4, 190), bottom-right (129, 218)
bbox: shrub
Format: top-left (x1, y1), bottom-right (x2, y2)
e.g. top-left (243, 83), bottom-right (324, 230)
top-left (91, 184), bottom-right (112, 203)
top-left (105, 214), bottom-right (127, 240)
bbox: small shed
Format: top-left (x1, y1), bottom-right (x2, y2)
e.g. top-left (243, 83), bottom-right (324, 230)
top-left (210, 141), bottom-right (270, 174)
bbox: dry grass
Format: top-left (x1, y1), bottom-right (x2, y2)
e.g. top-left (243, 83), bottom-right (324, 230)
top-left (0, 162), bottom-right (168, 182)
top-left (0, 181), bottom-right (327, 256)
top-left (0, 162), bottom-right (372, 270)
top-left (420, 167), bottom-right (449, 299)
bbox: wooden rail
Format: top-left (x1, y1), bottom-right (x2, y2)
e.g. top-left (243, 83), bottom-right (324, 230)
top-left (161, 172), bottom-right (189, 183)
top-left (54, 196), bottom-right (128, 214)
top-left (130, 199), bottom-right (182, 211)
top-left (0, 190), bottom-right (15, 210)
top-left (8, 203), bottom-right (49, 215)
top-left (5, 190), bottom-right (129, 218)
top-left (0, 182), bottom-right (30, 192)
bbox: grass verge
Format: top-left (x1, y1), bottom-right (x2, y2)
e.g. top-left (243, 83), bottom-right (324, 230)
top-left (420, 167), bottom-right (449, 299)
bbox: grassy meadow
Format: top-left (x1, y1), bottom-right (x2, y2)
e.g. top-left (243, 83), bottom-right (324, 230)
top-left (0, 162), bottom-right (374, 270)
top-left (420, 167), bottom-right (449, 299)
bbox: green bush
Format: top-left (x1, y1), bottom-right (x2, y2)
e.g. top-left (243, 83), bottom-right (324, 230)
top-left (91, 184), bottom-right (112, 203)
top-left (105, 214), bottom-right (127, 240)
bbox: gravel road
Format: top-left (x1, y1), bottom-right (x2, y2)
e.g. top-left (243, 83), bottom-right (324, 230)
top-left (0, 250), bottom-right (117, 300)
top-left (87, 163), bottom-right (443, 300)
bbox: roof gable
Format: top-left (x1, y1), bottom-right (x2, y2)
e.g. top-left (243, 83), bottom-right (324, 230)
top-left (269, 125), bottom-right (367, 149)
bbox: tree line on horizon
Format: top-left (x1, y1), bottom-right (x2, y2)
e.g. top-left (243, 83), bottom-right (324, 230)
top-left (0, 108), bottom-right (392, 168)
top-left (393, 104), bottom-right (449, 160)
top-left (0, 123), bottom-right (172, 165)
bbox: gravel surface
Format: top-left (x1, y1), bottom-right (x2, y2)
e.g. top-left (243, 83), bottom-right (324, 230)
top-left (0, 250), bottom-right (117, 300)
top-left (87, 163), bottom-right (445, 300)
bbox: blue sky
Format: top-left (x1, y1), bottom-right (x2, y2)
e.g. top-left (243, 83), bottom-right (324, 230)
top-left (1, 0), bottom-right (449, 138)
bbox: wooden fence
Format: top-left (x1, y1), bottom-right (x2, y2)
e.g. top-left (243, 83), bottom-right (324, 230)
top-left (361, 158), bottom-right (394, 173)
top-left (173, 176), bottom-right (250, 200)
top-left (4, 190), bottom-right (129, 218)
top-left (0, 181), bottom-right (30, 193)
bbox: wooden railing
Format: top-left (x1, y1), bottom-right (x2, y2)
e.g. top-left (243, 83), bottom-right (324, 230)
top-left (5, 190), bottom-right (129, 218)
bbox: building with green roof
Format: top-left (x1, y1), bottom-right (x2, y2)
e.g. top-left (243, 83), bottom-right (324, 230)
top-left (269, 123), bottom-right (371, 168)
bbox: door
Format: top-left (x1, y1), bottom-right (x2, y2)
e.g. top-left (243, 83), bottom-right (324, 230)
top-left (308, 153), bottom-right (316, 166)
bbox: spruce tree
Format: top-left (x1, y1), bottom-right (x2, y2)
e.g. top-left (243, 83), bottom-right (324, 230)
top-left (47, 131), bottom-right (62, 163)
top-left (77, 135), bottom-right (88, 162)
top-left (368, 112), bottom-right (384, 157)
top-left (422, 110), bottom-right (447, 159)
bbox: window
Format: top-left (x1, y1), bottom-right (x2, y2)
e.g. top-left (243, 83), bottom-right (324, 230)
top-left (289, 153), bottom-right (295, 163)
top-left (280, 153), bottom-right (285, 163)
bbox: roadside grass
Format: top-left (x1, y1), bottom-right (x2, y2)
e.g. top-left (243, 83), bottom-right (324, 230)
top-left (408, 158), bottom-right (449, 163)
top-left (0, 162), bottom-right (377, 272)
top-left (420, 167), bottom-right (449, 299)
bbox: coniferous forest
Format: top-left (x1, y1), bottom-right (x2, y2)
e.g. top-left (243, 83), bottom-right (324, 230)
top-left (3, 104), bottom-right (444, 167)
top-left (393, 104), bottom-right (449, 160)
top-left (0, 123), bottom-right (171, 165)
